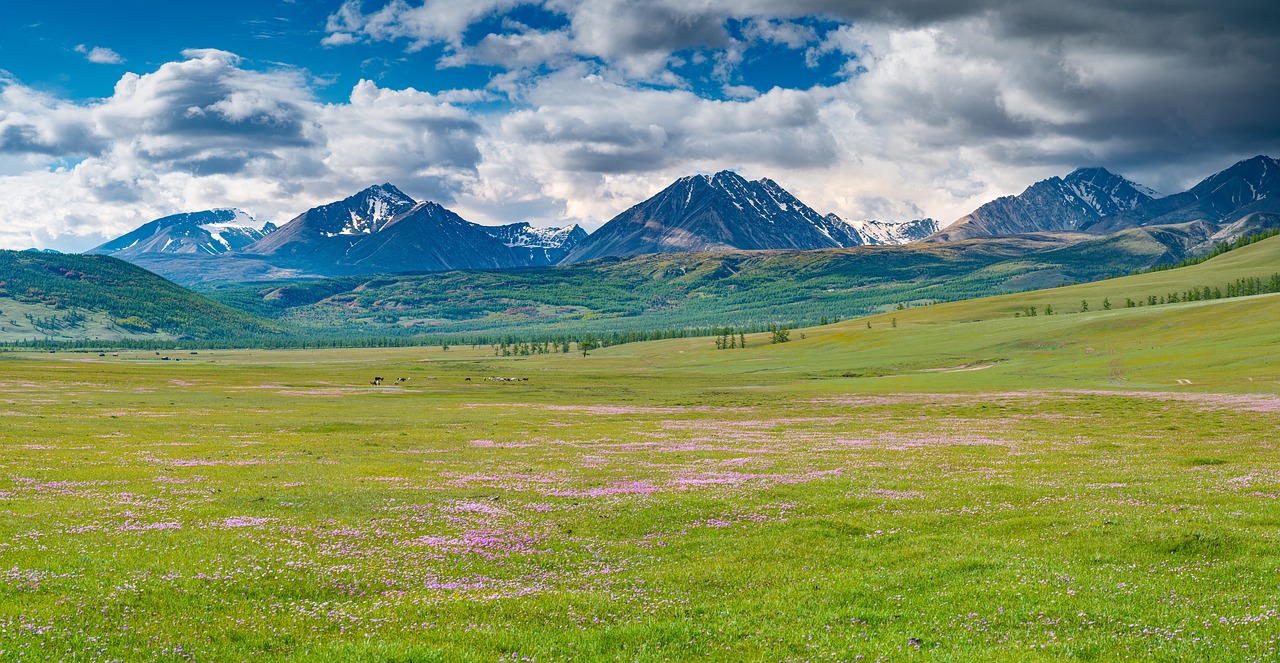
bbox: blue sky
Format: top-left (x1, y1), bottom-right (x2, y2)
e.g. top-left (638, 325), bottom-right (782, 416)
top-left (2, 1), bottom-right (847, 104)
top-left (1, 0), bottom-right (1277, 250)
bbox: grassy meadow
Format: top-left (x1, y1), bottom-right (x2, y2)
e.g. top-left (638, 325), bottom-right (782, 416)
top-left (2, 240), bottom-right (1280, 661)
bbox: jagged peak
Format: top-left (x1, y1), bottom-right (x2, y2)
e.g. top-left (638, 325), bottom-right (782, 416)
top-left (348, 182), bottom-right (414, 203)
top-left (673, 170), bottom-right (750, 186)
top-left (1064, 166), bottom-right (1121, 182)
top-left (1061, 166), bottom-right (1161, 201)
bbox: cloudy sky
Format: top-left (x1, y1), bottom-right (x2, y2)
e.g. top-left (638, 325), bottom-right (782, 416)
top-left (2, 0), bottom-right (1277, 251)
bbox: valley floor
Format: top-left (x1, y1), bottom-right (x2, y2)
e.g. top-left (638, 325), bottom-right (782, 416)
top-left (1, 287), bottom-right (1278, 662)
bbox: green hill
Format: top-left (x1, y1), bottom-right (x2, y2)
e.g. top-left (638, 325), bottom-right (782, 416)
top-left (202, 226), bottom-right (1215, 338)
top-left (0, 250), bottom-right (283, 342)
top-left (590, 234), bottom-right (1280, 392)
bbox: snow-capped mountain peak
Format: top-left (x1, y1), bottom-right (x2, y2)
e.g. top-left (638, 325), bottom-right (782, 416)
top-left (1061, 167), bottom-right (1162, 218)
top-left (481, 221), bottom-right (588, 266)
top-left (334, 183), bottom-right (417, 235)
top-left (88, 208), bottom-right (277, 257)
top-left (564, 170), bottom-right (937, 262)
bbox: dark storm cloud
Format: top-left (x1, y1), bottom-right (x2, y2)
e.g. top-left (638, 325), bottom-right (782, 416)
top-left (804, 0), bottom-right (1280, 186)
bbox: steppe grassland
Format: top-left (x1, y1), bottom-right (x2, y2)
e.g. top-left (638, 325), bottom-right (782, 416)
top-left (2, 286), bottom-right (1280, 660)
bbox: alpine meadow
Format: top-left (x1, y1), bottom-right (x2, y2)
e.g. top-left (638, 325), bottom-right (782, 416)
top-left (2, 1), bottom-right (1279, 662)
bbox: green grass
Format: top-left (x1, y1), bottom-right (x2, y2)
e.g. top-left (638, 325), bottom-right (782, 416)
top-left (2, 239), bottom-right (1279, 661)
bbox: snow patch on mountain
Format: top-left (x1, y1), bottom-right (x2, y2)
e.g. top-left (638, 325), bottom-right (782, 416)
top-left (490, 223), bottom-right (585, 248)
top-left (824, 215), bottom-right (939, 245)
top-left (1062, 168), bottom-right (1162, 218)
top-left (89, 208), bottom-right (277, 257)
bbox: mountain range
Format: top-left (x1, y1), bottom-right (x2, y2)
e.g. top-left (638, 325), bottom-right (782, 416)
top-left (86, 155), bottom-right (1280, 285)
top-left (929, 155), bottom-right (1280, 242)
top-left (90, 175), bottom-right (941, 283)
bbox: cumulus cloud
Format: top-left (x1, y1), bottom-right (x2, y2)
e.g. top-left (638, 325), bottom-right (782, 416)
top-left (92, 49), bottom-right (322, 176)
top-left (320, 80), bottom-right (483, 200)
top-left (0, 78), bottom-right (103, 157)
top-left (75, 44), bottom-right (125, 65)
top-left (0, 50), bottom-right (486, 250)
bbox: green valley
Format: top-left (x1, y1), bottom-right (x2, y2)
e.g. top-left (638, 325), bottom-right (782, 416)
top-left (1, 237), bottom-right (1278, 660)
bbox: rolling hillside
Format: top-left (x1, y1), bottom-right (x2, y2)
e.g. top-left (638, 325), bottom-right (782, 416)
top-left (0, 250), bottom-right (283, 342)
top-left (590, 233), bottom-right (1280, 392)
top-left (200, 222), bottom-right (1236, 338)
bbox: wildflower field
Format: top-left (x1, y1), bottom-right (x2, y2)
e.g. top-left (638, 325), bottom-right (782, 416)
top-left (3, 243), bottom-right (1280, 661)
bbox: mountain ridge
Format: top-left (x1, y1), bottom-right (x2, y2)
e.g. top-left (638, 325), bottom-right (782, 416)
top-left (563, 171), bottom-right (877, 263)
top-left (89, 208), bottom-right (275, 257)
top-left (929, 167), bottom-right (1161, 241)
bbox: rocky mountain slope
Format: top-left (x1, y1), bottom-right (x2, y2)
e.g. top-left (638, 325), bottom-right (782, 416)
top-left (1086, 155), bottom-right (1280, 233)
top-left (931, 156), bottom-right (1280, 243)
top-left (244, 183), bottom-right (418, 267)
top-left (929, 168), bottom-right (1161, 241)
top-left (337, 201), bottom-right (532, 273)
top-left (827, 216), bottom-right (940, 245)
top-left (563, 171), bottom-right (865, 263)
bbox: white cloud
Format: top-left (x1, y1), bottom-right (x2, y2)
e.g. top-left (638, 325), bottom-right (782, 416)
top-left (75, 44), bottom-right (125, 65)
top-left (323, 0), bottom-right (525, 51)
top-left (0, 51), bottom-right (486, 251)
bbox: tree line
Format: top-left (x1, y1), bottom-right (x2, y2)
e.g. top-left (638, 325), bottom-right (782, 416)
top-left (1016, 272), bottom-right (1280, 317)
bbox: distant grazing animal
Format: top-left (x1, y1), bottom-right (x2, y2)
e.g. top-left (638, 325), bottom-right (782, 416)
top-left (371, 377), bottom-right (383, 385)
top-left (465, 377), bottom-right (471, 382)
